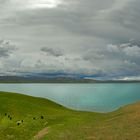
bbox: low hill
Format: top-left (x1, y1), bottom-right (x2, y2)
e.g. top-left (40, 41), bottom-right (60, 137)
top-left (0, 76), bottom-right (139, 83)
top-left (0, 92), bottom-right (140, 140)
top-left (0, 76), bottom-right (98, 83)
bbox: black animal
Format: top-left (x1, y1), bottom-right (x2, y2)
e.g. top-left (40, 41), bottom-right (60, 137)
top-left (5, 113), bottom-right (7, 116)
top-left (10, 117), bottom-right (12, 120)
top-left (41, 116), bottom-right (44, 119)
top-left (17, 123), bottom-right (20, 126)
top-left (17, 121), bottom-right (21, 126)
top-left (33, 117), bottom-right (36, 120)
top-left (8, 115), bottom-right (10, 118)
top-left (21, 120), bottom-right (23, 123)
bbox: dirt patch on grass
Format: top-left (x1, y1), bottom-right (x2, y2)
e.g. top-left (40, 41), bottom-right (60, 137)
top-left (33, 127), bottom-right (48, 140)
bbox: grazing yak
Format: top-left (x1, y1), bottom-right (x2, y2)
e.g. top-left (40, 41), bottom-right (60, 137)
top-left (33, 117), bottom-right (36, 120)
top-left (16, 120), bottom-right (23, 126)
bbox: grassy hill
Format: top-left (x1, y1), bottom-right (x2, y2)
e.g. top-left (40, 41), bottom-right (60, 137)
top-left (0, 92), bottom-right (140, 140)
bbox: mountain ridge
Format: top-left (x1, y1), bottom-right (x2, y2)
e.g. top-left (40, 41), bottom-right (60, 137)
top-left (0, 75), bottom-right (139, 83)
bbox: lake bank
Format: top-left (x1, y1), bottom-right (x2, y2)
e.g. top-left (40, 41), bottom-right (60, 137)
top-left (0, 83), bottom-right (140, 112)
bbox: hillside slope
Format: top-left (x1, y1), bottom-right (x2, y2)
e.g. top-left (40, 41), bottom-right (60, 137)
top-left (0, 92), bottom-right (140, 140)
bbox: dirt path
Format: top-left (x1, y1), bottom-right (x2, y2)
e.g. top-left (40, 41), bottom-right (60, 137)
top-left (33, 127), bottom-right (48, 140)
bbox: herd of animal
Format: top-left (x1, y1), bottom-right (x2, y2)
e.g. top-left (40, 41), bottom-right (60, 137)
top-left (4, 113), bottom-right (44, 126)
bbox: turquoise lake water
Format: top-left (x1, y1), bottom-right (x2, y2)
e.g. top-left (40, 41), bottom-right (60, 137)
top-left (0, 83), bottom-right (140, 112)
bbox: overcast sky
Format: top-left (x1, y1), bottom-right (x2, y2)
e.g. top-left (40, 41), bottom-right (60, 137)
top-left (0, 0), bottom-right (140, 80)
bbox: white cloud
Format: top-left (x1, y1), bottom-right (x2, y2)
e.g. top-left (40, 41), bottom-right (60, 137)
top-left (117, 76), bottom-right (140, 81)
top-left (123, 46), bottom-right (140, 57)
top-left (0, 39), bottom-right (16, 57)
top-left (107, 44), bottom-right (119, 52)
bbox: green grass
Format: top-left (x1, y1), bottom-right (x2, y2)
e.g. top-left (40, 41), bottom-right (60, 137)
top-left (0, 91), bottom-right (140, 140)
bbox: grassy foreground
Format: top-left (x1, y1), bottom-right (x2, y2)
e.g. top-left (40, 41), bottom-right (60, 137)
top-left (0, 92), bottom-right (140, 140)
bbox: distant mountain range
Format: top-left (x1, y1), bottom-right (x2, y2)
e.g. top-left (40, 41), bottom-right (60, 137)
top-left (0, 76), bottom-right (98, 83)
top-left (0, 72), bottom-right (139, 83)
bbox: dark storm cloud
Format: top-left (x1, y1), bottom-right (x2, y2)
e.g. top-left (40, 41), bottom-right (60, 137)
top-left (0, 0), bottom-right (140, 79)
top-left (4, 0), bottom-right (138, 41)
top-left (41, 47), bottom-right (63, 57)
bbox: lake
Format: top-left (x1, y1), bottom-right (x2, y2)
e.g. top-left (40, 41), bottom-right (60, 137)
top-left (0, 83), bottom-right (140, 112)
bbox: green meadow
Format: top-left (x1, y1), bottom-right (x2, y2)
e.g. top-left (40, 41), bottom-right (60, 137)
top-left (0, 91), bottom-right (140, 140)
